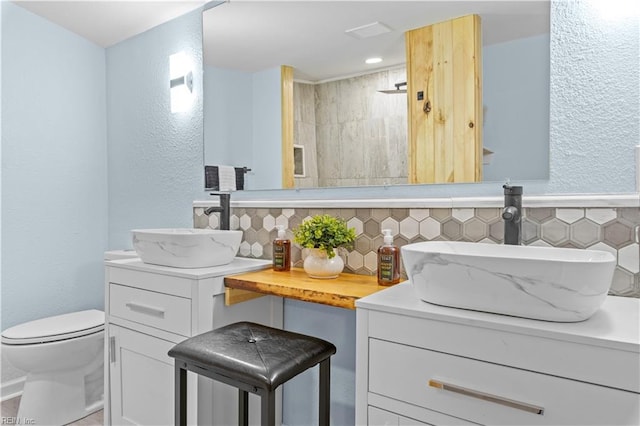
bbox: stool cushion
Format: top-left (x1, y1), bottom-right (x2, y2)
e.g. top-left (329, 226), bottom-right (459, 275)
top-left (168, 322), bottom-right (336, 392)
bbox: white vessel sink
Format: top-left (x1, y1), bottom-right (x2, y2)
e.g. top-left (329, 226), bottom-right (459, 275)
top-left (132, 228), bottom-right (242, 268)
top-left (401, 241), bottom-right (616, 322)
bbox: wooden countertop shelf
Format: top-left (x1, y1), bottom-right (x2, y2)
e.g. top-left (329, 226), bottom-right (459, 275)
top-left (224, 267), bottom-right (387, 309)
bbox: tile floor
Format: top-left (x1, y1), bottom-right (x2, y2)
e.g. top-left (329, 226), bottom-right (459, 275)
top-left (0, 396), bottom-right (103, 425)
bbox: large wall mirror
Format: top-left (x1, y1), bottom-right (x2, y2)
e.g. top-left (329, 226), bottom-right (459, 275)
top-left (203, 1), bottom-right (550, 190)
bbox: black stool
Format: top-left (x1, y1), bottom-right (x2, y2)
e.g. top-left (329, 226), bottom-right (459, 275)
top-left (168, 321), bottom-right (336, 426)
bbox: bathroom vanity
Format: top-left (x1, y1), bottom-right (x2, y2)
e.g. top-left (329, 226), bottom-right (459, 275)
top-left (355, 282), bottom-right (640, 425)
top-left (103, 257), bottom-right (281, 426)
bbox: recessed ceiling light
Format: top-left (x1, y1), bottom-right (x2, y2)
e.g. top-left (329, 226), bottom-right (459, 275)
top-left (345, 22), bottom-right (393, 39)
top-left (366, 57), bottom-right (383, 65)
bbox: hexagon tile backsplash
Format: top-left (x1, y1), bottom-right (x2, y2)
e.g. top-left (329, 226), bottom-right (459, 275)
top-left (194, 206), bottom-right (640, 298)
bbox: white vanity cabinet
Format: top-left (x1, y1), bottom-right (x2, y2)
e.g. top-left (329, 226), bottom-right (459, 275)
top-left (355, 283), bottom-right (640, 426)
top-left (104, 257), bottom-right (282, 426)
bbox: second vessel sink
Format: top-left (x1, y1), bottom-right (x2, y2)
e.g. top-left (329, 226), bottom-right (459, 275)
top-left (401, 241), bottom-right (616, 322)
top-left (132, 228), bottom-right (242, 268)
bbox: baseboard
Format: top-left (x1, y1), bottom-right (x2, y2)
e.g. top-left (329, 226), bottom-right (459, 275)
top-left (86, 399), bottom-right (104, 413)
top-left (1, 376), bottom-right (25, 402)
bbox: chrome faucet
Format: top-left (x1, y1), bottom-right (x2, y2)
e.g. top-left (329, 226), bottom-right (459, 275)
top-left (204, 192), bottom-right (231, 230)
top-left (502, 184), bottom-right (522, 245)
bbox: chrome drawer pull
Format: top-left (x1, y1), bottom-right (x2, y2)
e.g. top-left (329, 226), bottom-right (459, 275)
top-left (428, 379), bottom-right (544, 415)
top-left (125, 302), bottom-right (166, 318)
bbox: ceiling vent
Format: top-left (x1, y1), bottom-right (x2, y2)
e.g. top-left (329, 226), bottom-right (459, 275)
top-left (345, 21), bottom-right (392, 39)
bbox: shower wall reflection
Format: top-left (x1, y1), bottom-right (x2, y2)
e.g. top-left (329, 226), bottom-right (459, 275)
top-left (291, 31), bottom-right (549, 188)
top-left (294, 67), bottom-right (408, 188)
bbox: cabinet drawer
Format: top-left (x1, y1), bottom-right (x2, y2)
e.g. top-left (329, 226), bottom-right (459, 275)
top-left (367, 404), bottom-right (474, 426)
top-left (369, 339), bottom-right (640, 425)
top-left (368, 406), bottom-right (431, 426)
top-left (110, 284), bottom-right (191, 336)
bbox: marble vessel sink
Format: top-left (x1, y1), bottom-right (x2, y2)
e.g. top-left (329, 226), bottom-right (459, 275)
top-left (132, 228), bottom-right (242, 268)
top-left (401, 241), bottom-right (616, 322)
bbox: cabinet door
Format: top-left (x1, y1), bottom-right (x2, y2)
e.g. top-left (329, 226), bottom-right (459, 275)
top-left (109, 325), bottom-right (193, 426)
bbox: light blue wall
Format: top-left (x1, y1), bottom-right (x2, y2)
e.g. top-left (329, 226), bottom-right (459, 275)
top-left (483, 34), bottom-right (550, 181)
top-left (283, 300), bottom-right (356, 426)
top-left (204, 66), bottom-right (253, 168)
top-left (106, 9), bottom-right (204, 250)
top-left (1, 2), bottom-right (107, 330)
top-left (202, 65), bottom-right (283, 190)
top-left (251, 67), bottom-right (283, 190)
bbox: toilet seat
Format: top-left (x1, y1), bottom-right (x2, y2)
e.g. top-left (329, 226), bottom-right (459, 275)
top-left (1, 309), bottom-right (104, 345)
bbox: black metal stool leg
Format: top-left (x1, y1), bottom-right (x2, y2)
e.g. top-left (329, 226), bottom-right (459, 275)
top-left (175, 363), bottom-right (187, 426)
top-left (239, 389), bottom-right (249, 426)
top-left (319, 358), bottom-right (331, 426)
top-left (260, 390), bottom-right (276, 426)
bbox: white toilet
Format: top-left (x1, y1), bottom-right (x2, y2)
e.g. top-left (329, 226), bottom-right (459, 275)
top-left (1, 309), bottom-right (104, 426)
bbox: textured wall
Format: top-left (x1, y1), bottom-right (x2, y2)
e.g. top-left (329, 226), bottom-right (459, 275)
top-left (547, 0), bottom-right (639, 194)
top-left (1, 2), bottom-right (107, 330)
top-left (106, 9), bottom-right (204, 250)
top-left (1, 2), bottom-right (107, 385)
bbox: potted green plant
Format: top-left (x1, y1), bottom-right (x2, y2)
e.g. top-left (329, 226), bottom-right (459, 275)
top-left (293, 214), bottom-right (357, 279)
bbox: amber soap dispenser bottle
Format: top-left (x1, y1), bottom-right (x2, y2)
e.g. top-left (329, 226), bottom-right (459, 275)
top-left (377, 229), bottom-right (401, 286)
top-left (272, 225), bottom-right (291, 271)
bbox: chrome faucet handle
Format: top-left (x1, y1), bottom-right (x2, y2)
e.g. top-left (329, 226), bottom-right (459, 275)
top-left (502, 206), bottom-right (518, 221)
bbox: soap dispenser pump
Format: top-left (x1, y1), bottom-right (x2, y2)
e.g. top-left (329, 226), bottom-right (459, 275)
top-left (377, 229), bottom-right (401, 286)
top-left (272, 225), bottom-right (291, 271)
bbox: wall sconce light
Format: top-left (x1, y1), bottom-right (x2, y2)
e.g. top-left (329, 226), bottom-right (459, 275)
top-left (170, 71), bottom-right (193, 93)
top-left (170, 52), bottom-right (194, 113)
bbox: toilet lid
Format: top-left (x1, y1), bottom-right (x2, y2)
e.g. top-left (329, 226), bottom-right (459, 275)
top-left (1, 309), bottom-right (104, 345)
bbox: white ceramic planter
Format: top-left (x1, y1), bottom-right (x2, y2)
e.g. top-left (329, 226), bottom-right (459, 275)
top-left (303, 248), bottom-right (344, 279)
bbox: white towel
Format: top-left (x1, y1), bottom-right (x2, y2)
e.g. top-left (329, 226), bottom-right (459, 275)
top-left (218, 165), bottom-right (237, 191)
